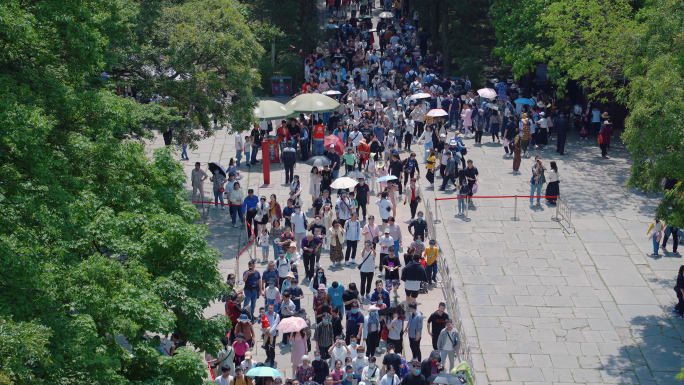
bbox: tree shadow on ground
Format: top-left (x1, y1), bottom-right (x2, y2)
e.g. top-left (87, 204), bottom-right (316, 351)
top-left (602, 311), bottom-right (684, 384)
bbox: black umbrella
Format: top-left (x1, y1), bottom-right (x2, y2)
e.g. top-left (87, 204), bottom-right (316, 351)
top-left (302, 382), bottom-right (321, 385)
top-left (343, 171), bottom-right (368, 179)
top-left (427, 374), bottom-right (465, 385)
top-left (306, 156), bottom-right (332, 167)
top-left (208, 162), bottom-right (227, 177)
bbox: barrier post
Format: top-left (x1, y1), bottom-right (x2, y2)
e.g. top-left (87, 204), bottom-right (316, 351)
top-left (261, 141), bottom-right (271, 185)
top-left (464, 197), bottom-right (471, 222)
top-left (554, 193), bottom-right (560, 220)
top-left (512, 195), bottom-right (519, 221)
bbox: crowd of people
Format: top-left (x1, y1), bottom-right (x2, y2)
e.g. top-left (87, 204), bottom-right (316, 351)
top-left (189, 1), bottom-right (630, 384)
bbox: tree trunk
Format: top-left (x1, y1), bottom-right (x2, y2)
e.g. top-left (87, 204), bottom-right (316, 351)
top-left (441, 0), bottom-right (449, 75)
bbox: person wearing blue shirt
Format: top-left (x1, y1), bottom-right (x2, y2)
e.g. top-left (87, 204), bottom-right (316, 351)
top-left (289, 278), bottom-right (304, 310)
top-left (243, 189), bottom-right (259, 237)
top-left (325, 147), bottom-right (342, 179)
top-left (369, 280), bottom-right (390, 305)
top-left (262, 261), bottom-right (279, 307)
top-left (299, 123), bottom-right (310, 161)
top-left (242, 260), bottom-right (262, 316)
top-left (345, 303), bottom-right (365, 344)
top-left (328, 281), bottom-right (346, 316)
top-left (374, 125), bottom-right (384, 143)
top-left (282, 198), bottom-right (295, 228)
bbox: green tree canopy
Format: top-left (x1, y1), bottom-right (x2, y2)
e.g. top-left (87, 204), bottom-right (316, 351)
top-left (0, 0), bottom-right (260, 382)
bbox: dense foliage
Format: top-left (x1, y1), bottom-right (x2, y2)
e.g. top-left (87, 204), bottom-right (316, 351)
top-left (0, 0), bottom-right (263, 382)
top-left (491, 0), bottom-right (684, 227)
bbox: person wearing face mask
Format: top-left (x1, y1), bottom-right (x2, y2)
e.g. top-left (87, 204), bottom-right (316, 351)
top-left (329, 337), bottom-right (352, 367)
top-left (314, 284), bottom-right (333, 315)
top-left (312, 352), bottom-right (330, 384)
top-left (347, 334), bottom-right (360, 358)
top-left (264, 278), bottom-right (282, 313)
top-left (379, 364), bottom-right (400, 385)
top-left (436, 319), bottom-right (459, 371)
top-left (362, 305), bottom-right (382, 357)
top-left (362, 356), bottom-right (380, 385)
top-left (352, 345), bottom-right (368, 372)
top-left (420, 350), bottom-right (443, 381)
top-left (345, 303), bottom-right (364, 345)
top-left (340, 365), bottom-right (356, 385)
top-left (289, 278), bottom-right (304, 311)
top-left (314, 313), bottom-right (335, 359)
top-left (401, 361), bottom-right (427, 385)
top-left (407, 213), bottom-right (427, 244)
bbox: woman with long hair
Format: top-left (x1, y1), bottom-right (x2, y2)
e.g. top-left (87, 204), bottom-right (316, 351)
top-left (310, 166), bottom-right (322, 202)
top-left (545, 161), bottom-right (560, 204)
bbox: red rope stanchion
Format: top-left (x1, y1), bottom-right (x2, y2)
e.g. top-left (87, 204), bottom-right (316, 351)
top-left (434, 195), bottom-right (558, 201)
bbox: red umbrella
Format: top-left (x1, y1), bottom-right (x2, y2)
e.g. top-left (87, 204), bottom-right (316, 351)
top-left (324, 135), bottom-right (344, 156)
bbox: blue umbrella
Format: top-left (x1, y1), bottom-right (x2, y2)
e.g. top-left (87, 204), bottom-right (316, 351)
top-left (377, 175), bottom-right (398, 183)
top-left (514, 98), bottom-right (535, 106)
top-left (246, 367), bottom-right (282, 377)
top-left (324, 24), bottom-right (339, 29)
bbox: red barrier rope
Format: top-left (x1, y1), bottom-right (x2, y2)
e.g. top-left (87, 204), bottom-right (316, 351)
top-left (434, 195), bottom-right (558, 201)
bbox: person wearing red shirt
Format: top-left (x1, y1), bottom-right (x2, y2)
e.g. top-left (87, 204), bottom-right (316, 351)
top-left (277, 121), bottom-right (290, 162)
top-left (313, 119), bottom-right (326, 156)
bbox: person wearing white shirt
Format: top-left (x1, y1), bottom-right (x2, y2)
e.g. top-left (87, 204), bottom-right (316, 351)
top-left (375, 193), bottom-right (393, 222)
top-left (361, 357), bottom-right (381, 385)
top-left (235, 132), bottom-right (245, 167)
top-left (290, 205), bottom-right (308, 254)
top-left (378, 230), bottom-right (394, 259)
top-left (214, 367), bottom-right (233, 385)
top-left (344, 213), bottom-right (362, 265)
top-left (357, 241), bottom-right (376, 299)
top-left (379, 367), bottom-right (399, 385)
top-left (352, 347), bottom-right (369, 372)
top-left (357, 86), bottom-right (368, 102)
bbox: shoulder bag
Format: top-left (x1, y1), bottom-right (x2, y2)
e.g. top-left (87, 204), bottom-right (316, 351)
top-left (357, 250), bottom-right (374, 270)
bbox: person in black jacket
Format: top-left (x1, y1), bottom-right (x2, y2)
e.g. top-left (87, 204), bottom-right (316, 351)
top-left (400, 360), bottom-right (427, 385)
top-left (554, 112), bottom-right (570, 156)
top-left (502, 117), bottom-right (517, 156)
top-left (420, 350), bottom-right (443, 380)
top-left (282, 145), bottom-right (297, 184)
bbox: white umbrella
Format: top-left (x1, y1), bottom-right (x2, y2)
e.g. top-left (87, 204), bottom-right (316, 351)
top-left (376, 175), bottom-right (398, 183)
top-left (477, 88), bottom-right (497, 99)
top-left (426, 108), bottom-right (448, 117)
top-left (286, 93), bottom-right (340, 113)
top-left (322, 90), bottom-right (341, 96)
top-left (406, 93), bottom-right (431, 103)
top-left (330, 177), bottom-right (358, 189)
top-left (253, 100), bottom-right (294, 120)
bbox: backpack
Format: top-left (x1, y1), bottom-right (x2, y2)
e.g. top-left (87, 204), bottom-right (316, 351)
top-left (282, 149), bottom-right (296, 166)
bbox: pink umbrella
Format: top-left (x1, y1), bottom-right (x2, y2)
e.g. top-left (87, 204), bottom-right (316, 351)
top-left (276, 316), bottom-right (307, 333)
top-left (324, 134), bottom-right (345, 156)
